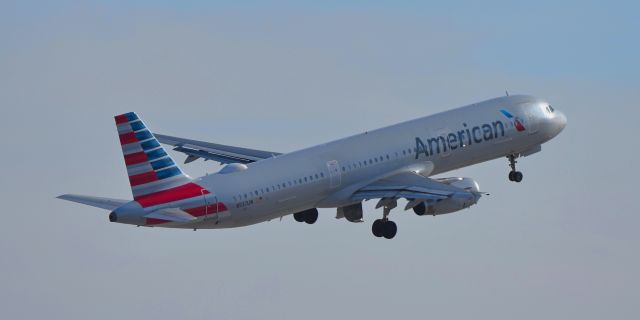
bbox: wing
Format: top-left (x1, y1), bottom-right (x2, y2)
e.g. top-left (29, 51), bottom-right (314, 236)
top-left (57, 194), bottom-right (129, 211)
top-left (350, 172), bottom-right (475, 203)
top-left (155, 134), bottom-right (282, 164)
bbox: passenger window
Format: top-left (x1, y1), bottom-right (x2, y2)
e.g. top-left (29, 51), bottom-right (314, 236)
top-left (304, 177), bottom-right (308, 182)
top-left (315, 174), bottom-right (319, 179)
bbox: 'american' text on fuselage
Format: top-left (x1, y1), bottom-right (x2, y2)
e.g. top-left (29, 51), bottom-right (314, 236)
top-left (415, 120), bottom-right (506, 158)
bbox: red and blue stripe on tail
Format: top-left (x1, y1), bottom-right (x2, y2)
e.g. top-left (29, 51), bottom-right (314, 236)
top-left (115, 112), bottom-right (204, 206)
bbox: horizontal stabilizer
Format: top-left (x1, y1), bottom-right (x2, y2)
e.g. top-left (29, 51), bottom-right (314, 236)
top-left (144, 208), bottom-right (197, 222)
top-left (57, 194), bottom-right (129, 211)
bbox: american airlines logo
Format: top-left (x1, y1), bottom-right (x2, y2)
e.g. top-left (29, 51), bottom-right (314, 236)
top-left (500, 109), bottom-right (526, 132)
top-left (415, 111), bottom-right (517, 158)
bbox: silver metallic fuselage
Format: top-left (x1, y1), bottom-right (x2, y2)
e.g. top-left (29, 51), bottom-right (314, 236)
top-left (167, 95), bottom-right (567, 229)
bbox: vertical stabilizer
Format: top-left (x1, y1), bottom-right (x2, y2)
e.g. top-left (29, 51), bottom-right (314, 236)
top-left (115, 112), bottom-right (192, 199)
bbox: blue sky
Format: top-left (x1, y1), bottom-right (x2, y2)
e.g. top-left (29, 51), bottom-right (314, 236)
top-left (1, 1), bottom-right (638, 319)
top-left (5, 0), bottom-right (638, 78)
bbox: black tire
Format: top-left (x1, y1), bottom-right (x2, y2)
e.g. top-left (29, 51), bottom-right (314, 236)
top-left (382, 220), bottom-right (397, 239)
top-left (514, 171), bottom-right (523, 183)
top-left (508, 171), bottom-right (515, 181)
top-left (304, 210), bottom-right (318, 224)
top-left (413, 202), bottom-right (426, 216)
top-left (372, 219), bottom-right (384, 237)
top-left (294, 212), bottom-right (305, 222)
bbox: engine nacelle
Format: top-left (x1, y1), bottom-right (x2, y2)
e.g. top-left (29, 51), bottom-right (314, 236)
top-left (413, 177), bottom-right (481, 216)
top-left (336, 202), bottom-right (363, 222)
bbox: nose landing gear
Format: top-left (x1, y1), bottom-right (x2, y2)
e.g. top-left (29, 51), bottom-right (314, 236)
top-left (507, 154), bottom-right (523, 183)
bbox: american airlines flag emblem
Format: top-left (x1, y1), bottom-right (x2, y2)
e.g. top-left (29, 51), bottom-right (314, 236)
top-left (500, 109), bottom-right (526, 132)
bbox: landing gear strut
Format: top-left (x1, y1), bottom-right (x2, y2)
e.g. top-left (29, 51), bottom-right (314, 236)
top-left (372, 202), bottom-right (397, 239)
top-left (507, 154), bottom-right (523, 183)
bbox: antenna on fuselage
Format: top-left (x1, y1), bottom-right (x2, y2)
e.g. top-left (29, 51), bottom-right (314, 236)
top-left (505, 90), bottom-right (510, 96)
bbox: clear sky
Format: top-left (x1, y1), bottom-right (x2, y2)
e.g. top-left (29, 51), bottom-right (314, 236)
top-left (1, 1), bottom-right (638, 319)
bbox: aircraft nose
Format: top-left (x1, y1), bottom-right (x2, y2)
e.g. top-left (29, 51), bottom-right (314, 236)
top-left (556, 111), bottom-right (567, 132)
top-left (547, 110), bottom-right (567, 138)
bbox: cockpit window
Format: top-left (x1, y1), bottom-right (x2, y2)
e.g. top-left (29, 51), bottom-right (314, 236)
top-left (547, 105), bottom-right (555, 113)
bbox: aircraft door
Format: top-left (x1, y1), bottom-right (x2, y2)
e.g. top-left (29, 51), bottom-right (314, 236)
top-left (201, 189), bottom-right (218, 223)
top-left (327, 160), bottom-right (341, 188)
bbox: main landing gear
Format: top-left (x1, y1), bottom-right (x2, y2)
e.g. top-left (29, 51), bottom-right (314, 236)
top-left (372, 200), bottom-right (397, 239)
top-left (372, 219), bottom-right (397, 239)
top-left (294, 208), bottom-right (318, 224)
top-left (507, 154), bottom-right (523, 183)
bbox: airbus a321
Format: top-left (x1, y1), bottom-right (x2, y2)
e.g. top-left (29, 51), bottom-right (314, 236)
top-left (59, 95), bottom-right (567, 239)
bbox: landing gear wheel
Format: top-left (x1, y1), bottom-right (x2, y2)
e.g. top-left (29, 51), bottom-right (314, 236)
top-left (372, 219), bottom-right (384, 237)
top-left (513, 171), bottom-right (523, 183)
top-left (507, 155), bottom-right (523, 183)
top-left (382, 220), bottom-right (397, 239)
top-left (304, 210), bottom-right (318, 224)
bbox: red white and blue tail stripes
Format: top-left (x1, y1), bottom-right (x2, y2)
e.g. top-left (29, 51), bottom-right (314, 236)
top-left (115, 112), bottom-right (192, 199)
top-left (115, 112), bottom-right (228, 226)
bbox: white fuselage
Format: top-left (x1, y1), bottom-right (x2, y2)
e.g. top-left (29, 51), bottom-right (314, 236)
top-left (170, 95), bottom-right (566, 229)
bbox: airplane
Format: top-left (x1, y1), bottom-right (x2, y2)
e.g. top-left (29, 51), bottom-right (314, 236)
top-left (58, 95), bottom-right (567, 239)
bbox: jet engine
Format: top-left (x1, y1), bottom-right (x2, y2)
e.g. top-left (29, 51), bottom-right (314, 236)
top-left (293, 208), bottom-right (319, 224)
top-left (412, 177), bottom-right (482, 216)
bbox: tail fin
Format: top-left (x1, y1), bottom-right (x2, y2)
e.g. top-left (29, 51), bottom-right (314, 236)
top-left (115, 112), bottom-right (191, 199)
